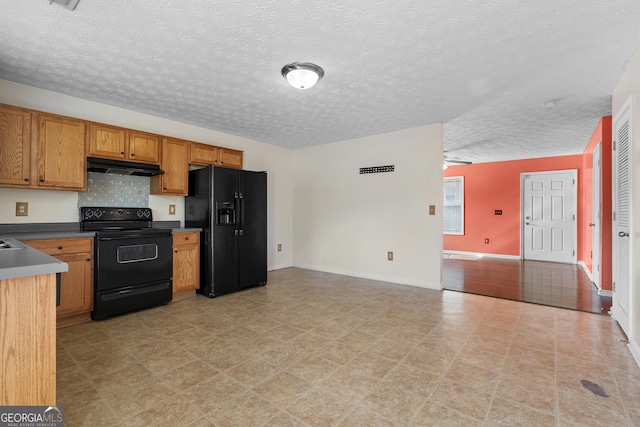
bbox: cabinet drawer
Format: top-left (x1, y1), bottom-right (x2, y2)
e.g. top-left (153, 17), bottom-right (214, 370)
top-left (173, 232), bottom-right (199, 246)
top-left (27, 237), bottom-right (93, 255)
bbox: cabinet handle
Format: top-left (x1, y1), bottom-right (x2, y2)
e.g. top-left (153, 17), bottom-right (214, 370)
top-left (86, 258), bottom-right (90, 262)
top-left (120, 151), bottom-right (125, 154)
top-left (58, 246), bottom-right (63, 250)
top-left (185, 237), bottom-right (189, 240)
top-left (39, 178), bottom-right (44, 182)
top-left (24, 178), bottom-right (29, 182)
top-left (131, 153), bottom-right (135, 156)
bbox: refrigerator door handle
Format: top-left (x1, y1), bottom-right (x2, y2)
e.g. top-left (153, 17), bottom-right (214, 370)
top-left (237, 193), bottom-right (243, 231)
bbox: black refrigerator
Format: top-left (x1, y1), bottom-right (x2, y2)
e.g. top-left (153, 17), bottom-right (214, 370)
top-left (185, 166), bottom-right (267, 297)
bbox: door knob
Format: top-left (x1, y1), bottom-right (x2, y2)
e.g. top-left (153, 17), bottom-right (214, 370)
top-left (526, 222), bottom-right (530, 225)
top-left (618, 231), bottom-right (630, 238)
top-left (589, 223), bottom-right (595, 227)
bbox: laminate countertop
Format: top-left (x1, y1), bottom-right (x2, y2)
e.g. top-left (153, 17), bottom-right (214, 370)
top-left (0, 237), bottom-right (68, 281)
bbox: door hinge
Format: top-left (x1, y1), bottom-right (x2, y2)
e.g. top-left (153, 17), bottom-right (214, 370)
top-left (613, 140), bottom-right (616, 151)
top-left (613, 282), bottom-right (616, 292)
top-left (573, 250), bottom-right (575, 256)
top-left (573, 214), bottom-right (576, 220)
top-left (613, 212), bottom-right (616, 221)
top-left (573, 179), bottom-right (576, 185)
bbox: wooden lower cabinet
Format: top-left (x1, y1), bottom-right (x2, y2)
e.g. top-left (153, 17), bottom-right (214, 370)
top-left (27, 237), bottom-right (93, 325)
top-left (172, 231), bottom-right (200, 299)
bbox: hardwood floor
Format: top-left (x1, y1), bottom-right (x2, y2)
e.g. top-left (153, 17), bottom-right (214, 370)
top-left (443, 257), bottom-right (612, 315)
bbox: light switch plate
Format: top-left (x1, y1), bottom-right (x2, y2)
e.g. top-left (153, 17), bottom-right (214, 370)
top-left (169, 204), bottom-right (176, 215)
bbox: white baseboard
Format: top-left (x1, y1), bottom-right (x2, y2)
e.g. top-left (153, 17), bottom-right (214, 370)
top-left (578, 261), bottom-right (594, 282)
top-left (629, 339), bottom-right (640, 369)
top-left (443, 250), bottom-right (520, 260)
top-left (268, 263), bottom-right (294, 272)
top-left (577, 261), bottom-right (612, 296)
top-left (293, 263), bottom-right (442, 291)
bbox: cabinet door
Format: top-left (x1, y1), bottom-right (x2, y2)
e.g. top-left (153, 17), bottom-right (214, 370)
top-left (0, 105), bottom-right (31, 186)
top-left (152, 137), bottom-right (188, 195)
top-left (173, 244), bottom-right (200, 292)
top-left (129, 131), bottom-right (160, 164)
top-left (89, 123), bottom-right (127, 160)
top-left (26, 238), bottom-right (93, 318)
top-left (219, 147), bottom-right (243, 169)
top-left (189, 142), bottom-right (219, 166)
top-left (37, 114), bottom-right (86, 190)
top-left (55, 253), bottom-right (93, 317)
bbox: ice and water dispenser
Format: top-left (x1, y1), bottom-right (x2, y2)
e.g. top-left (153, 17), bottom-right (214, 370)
top-left (216, 201), bottom-right (236, 225)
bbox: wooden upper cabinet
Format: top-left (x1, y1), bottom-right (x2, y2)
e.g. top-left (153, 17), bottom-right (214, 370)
top-left (36, 113), bottom-right (86, 190)
top-left (89, 124), bottom-right (159, 164)
top-left (151, 137), bottom-right (188, 195)
top-left (89, 123), bottom-right (127, 160)
top-left (128, 131), bottom-right (160, 164)
top-left (0, 104), bottom-right (31, 187)
top-left (188, 141), bottom-right (243, 169)
top-left (189, 142), bottom-right (220, 166)
top-left (219, 147), bottom-right (243, 169)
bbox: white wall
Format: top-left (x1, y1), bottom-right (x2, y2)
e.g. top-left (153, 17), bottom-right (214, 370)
top-left (0, 80), bottom-right (294, 271)
top-left (612, 44), bottom-right (640, 363)
top-left (292, 124), bottom-right (444, 289)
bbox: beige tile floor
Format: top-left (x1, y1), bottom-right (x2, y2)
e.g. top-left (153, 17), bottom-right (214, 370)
top-left (57, 268), bottom-right (640, 426)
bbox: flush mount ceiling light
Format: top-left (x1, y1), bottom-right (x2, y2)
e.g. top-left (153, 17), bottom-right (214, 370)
top-left (281, 62), bottom-right (324, 89)
top-left (49, 0), bottom-right (80, 10)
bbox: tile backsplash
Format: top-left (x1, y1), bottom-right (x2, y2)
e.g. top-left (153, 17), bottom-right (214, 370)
top-left (78, 172), bottom-right (149, 207)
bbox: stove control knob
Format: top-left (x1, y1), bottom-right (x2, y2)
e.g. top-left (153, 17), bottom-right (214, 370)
top-left (117, 209), bottom-right (124, 217)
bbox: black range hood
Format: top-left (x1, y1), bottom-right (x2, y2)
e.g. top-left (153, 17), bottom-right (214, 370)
top-left (86, 157), bottom-right (164, 177)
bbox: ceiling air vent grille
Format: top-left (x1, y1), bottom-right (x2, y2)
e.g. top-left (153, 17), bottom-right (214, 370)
top-left (49, 0), bottom-right (80, 10)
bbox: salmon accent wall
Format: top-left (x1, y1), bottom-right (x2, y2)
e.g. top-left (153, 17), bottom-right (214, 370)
top-left (443, 117), bottom-right (612, 291)
top-left (443, 155), bottom-right (583, 256)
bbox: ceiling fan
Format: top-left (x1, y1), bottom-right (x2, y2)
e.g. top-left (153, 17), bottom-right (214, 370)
top-left (443, 153), bottom-right (472, 168)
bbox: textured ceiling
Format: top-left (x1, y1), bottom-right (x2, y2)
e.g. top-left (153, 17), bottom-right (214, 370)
top-left (1, 0), bottom-right (640, 164)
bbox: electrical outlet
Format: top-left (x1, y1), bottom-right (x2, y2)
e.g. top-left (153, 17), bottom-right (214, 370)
top-left (16, 202), bottom-right (28, 216)
top-left (387, 251), bottom-right (393, 261)
top-left (169, 204), bottom-right (176, 215)
top-left (485, 238), bottom-right (489, 244)
top-left (277, 244), bottom-right (282, 252)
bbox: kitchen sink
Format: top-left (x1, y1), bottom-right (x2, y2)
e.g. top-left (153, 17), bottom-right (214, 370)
top-left (0, 238), bottom-right (24, 250)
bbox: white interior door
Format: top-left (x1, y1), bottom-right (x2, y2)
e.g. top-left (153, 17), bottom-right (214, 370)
top-left (613, 96), bottom-right (633, 335)
top-left (522, 170), bottom-right (577, 263)
top-left (592, 143), bottom-right (602, 290)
